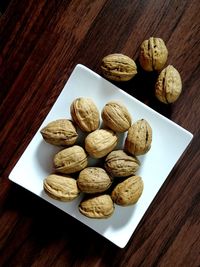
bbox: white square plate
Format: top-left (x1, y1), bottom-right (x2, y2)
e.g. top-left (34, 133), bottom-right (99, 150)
top-left (9, 64), bottom-right (193, 248)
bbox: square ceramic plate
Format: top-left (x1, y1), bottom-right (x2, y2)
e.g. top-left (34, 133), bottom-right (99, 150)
top-left (9, 64), bottom-right (193, 248)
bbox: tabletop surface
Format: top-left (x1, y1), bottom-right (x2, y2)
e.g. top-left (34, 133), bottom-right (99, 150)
top-left (0, 1), bottom-right (200, 266)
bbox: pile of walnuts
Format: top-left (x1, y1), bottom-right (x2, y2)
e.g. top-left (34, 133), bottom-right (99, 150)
top-left (41, 97), bottom-right (152, 219)
top-left (101, 37), bottom-right (182, 104)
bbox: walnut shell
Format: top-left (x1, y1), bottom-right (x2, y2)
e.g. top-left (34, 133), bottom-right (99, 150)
top-left (54, 145), bottom-right (88, 174)
top-left (101, 53), bottom-right (137, 81)
top-left (111, 176), bottom-right (143, 206)
top-left (79, 194), bottom-right (114, 218)
top-left (139, 37), bottom-right (168, 71)
top-left (101, 101), bottom-right (132, 132)
top-left (85, 129), bottom-right (118, 158)
top-left (155, 65), bottom-right (182, 104)
top-left (70, 97), bottom-right (100, 132)
top-left (44, 174), bottom-right (80, 201)
top-left (40, 119), bottom-right (78, 146)
top-left (77, 167), bottom-right (112, 193)
top-left (104, 150), bottom-right (140, 177)
top-left (125, 119), bottom-right (152, 156)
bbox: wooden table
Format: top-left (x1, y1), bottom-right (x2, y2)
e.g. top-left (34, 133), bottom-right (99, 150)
top-left (0, 1), bottom-right (200, 266)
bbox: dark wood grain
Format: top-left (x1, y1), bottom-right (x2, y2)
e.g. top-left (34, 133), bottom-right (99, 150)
top-left (0, 0), bottom-right (200, 266)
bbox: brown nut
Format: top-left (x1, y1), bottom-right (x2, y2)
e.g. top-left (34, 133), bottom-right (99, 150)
top-left (111, 176), bottom-right (143, 206)
top-left (54, 145), bottom-right (88, 174)
top-left (43, 174), bottom-right (80, 201)
top-left (79, 194), bottom-right (114, 218)
top-left (101, 101), bottom-right (132, 132)
top-left (104, 150), bottom-right (140, 177)
top-left (155, 65), bottom-right (182, 104)
top-left (77, 167), bottom-right (112, 193)
top-left (40, 119), bottom-right (78, 146)
top-left (70, 97), bottom-right (100, 132)
top-left (124, 119), bottom-right (152, 156)
top-left (85, 129), bottom-right (118, 158)
top-left (101, 53), bottom-right (137, 81)
top-left (139, 37), bottom-right (168, 71)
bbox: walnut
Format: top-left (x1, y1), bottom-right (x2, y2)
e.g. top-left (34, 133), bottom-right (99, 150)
top-left (43, 174), bottom-right (80, 201)
top-left (77, 167), bottom-right (112, 193)
top-left (54, 145), bottom-right (88, 174)
top-left (40, 119), bottom-right (78, 146)
top-left (79, 194), bottom-right (114, 218)
top-left (125, 119), bottom-right (152, 156)
top-left (101, 53), bottom-right (137, 81)
top-left (139, 37), bottom-right (168, 71)
top-left (70, 97), bottom-right (100, 132)
top-left (155, 65), bottom-right (182, 103)
top-left (104, 150), bottom-right (140, 177)
top-left (111, 176), bottom-right (143, 206)
top-left (85, 129), bottom-right (118, 158)
top-left (101, 101), bottom-right (132, 132)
